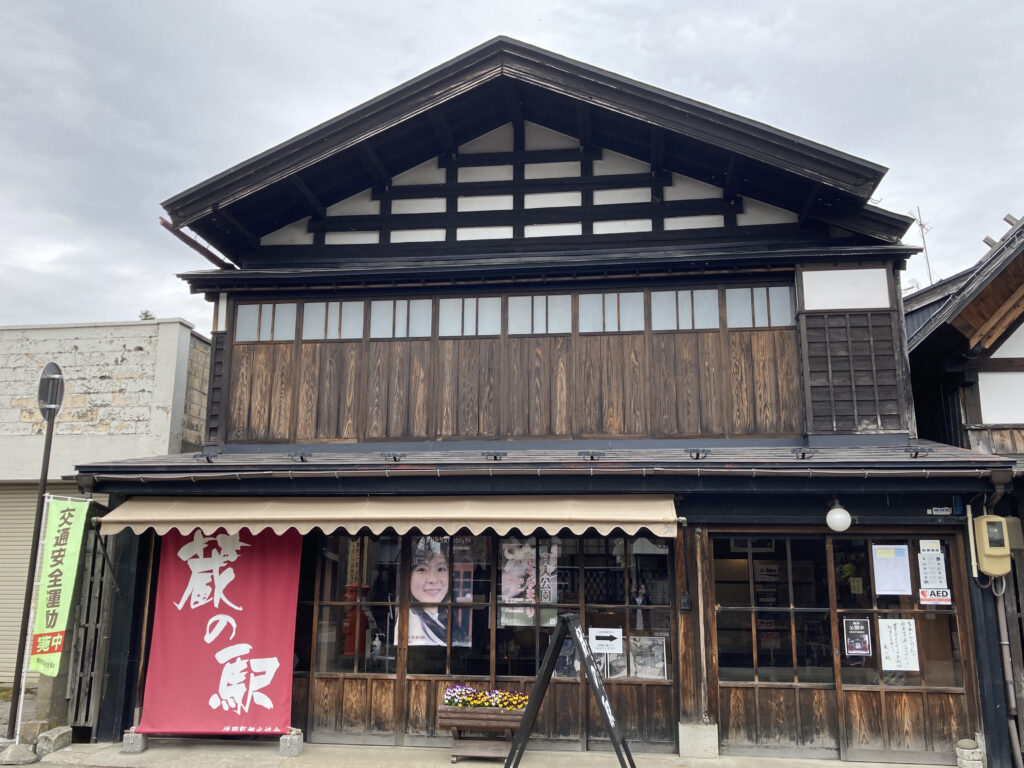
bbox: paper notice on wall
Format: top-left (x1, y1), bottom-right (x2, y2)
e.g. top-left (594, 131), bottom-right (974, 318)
top-left (871, 544), bottom-right (912, 595)
top-left (879, 618), bottom-right (919, 671)
top-left (917, 540), bottom-right (951, 605)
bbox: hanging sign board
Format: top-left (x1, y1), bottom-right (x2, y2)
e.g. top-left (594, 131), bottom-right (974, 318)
top-left (29, 497), bottom-right (90, 676)
top-left (871, 544), bottom-right (912, 595)
top-left (843, 618), bottom-right (872, 657)
top-left (917, 540), bottom-right (951, 605)
top-left (137, 528), bottom-right (301, 735)
top-left (879, 618), bottom-right (920, 671)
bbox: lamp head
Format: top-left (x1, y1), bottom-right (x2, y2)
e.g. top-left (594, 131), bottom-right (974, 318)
top-left (826, 500), bottom-right (852, 532)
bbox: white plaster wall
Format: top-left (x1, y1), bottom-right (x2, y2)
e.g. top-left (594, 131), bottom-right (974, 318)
top-left (979, 372), bottom-right (1024, 423)
top-left (991, 323), bottom-right (1024, 358)
top-left (801, 268), bottom-right (891, 310)
top-left (0, 319), bottom-right (207, 480)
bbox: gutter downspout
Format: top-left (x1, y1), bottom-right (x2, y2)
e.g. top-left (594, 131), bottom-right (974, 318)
top-left (984, 472), bottom-right (1023, 768)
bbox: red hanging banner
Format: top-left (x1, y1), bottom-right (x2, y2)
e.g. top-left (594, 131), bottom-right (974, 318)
top-left (137, 528), bottom-right (302, 735)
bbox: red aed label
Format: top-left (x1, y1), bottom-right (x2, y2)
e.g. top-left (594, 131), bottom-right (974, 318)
top-left (919, 588), bottom-right (951, 605)
top-left (31, 631), bottom-right (65, 655)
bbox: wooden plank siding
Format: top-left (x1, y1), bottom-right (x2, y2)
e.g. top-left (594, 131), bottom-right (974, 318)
top-left (228, 326), bottom-right (804, 443)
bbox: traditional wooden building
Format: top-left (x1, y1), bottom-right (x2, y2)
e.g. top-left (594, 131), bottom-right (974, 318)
top-left (75, 39), bottom-right (1015, 764)
top-left (906, 214), bottom-right (1024, 767)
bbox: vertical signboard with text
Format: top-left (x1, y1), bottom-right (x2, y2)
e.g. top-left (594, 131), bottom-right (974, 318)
top-left (29, 496), bottom-right (89, 676)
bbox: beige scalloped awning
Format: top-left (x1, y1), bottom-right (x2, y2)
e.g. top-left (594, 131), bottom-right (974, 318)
top-left (98, 495), bottom-right (679, 537)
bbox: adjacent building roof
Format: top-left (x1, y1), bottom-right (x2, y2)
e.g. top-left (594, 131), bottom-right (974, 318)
top-left (907, 215), bottom-right (1024, 353)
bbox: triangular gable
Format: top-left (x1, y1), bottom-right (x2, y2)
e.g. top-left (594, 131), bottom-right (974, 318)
top-left (258, 122), bottom-right (797, 249)
top-left (162, 37), bottom-right (911, 264)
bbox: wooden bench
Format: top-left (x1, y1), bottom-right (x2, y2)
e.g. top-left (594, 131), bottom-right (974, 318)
top-left (436, 705), bottom-right (524, 763)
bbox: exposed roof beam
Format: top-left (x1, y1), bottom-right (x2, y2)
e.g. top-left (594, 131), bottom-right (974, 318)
top-left (288, 176), bottom-right (325, 219)
top-left (798, 183), bottom-right (822, 224)
top-left (357, 144), bottom-right (391, 189)
top-left (649, 127), bottom-right (665, 173)
top-left (723, 155), bottom-right (745, 200)
top-left (159, 218), bottom-right (236, 270)
top-left (502, 79), bottom-right (523, 123)
top-left (427, 108), bottom-right (456, 157)
top-left (576, 102), bottom-right (592, 149)
top-left (214, 205), bottom-right (260, 250)
top-left (969, 282), bottom-right (1024, 350)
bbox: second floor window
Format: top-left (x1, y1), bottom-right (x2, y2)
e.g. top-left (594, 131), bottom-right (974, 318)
top-left (302, 301), bottom-right (364, 340)
top-left (726, 287), bottom-right (795, 328)
top-left (369, 299), bottom-right (432, 339)
top-left (650, 289), bottom-right (719, 331)
top-left (508, 295), bottom-right (571, 335)
top-left (579, 292), bottom-right (644, 333)
top-left (235, 303), bottom-right (296, 341)
top-left (438, 297), bottom-right (501, 337)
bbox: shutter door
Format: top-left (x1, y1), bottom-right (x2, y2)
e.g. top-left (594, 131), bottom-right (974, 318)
top-left (0, 483), bottom-right (77, 685)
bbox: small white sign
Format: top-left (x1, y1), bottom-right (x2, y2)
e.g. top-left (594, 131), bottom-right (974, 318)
top-left (588, 627), bottom-right (623, 654)
top-left (879, 618), bottom-right (919, 671)
top-left (918, 540), bottom-right (948, 589)
top-left (872, 544), bottom-right (913, 595)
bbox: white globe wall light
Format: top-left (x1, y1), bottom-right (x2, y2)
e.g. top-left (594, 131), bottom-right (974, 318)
top-left (826, 500), bottom-right (852, 532)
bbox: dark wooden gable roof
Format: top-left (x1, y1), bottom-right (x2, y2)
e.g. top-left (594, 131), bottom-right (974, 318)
top-left (163, 37), bottom-right (912, 267)
top-left (908, 214), bottom-right (1024, 354)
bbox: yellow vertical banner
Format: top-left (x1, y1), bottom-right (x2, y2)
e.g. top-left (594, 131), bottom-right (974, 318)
top-left (28, 496), bottom-right (90, 676)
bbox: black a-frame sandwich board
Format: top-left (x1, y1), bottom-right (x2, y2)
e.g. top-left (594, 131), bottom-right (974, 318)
top-left (503, 613), bottom-right (636, 768)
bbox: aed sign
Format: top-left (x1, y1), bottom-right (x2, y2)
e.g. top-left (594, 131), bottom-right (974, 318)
top-left (919, 587), bottom-right (951, 606)
top-left (588, 627), bottom-right (623, 654)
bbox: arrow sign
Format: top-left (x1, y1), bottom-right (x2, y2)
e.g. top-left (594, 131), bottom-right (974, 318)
top-left (588, 626), bottom-right (623, 654)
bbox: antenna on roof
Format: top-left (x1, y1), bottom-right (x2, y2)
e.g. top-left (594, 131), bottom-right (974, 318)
top-left (913, 206), bottom-right (934, 286)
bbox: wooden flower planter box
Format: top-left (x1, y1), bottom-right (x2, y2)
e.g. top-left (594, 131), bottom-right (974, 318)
top-left (437, 705), bottom-right (525, 763)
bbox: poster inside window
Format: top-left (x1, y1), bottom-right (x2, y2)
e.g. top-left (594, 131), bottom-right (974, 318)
top-left (407, 535), bottom-right (472, 647)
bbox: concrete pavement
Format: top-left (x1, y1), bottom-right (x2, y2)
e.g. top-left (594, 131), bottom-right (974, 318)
top-left (36, 739), bottom-right (930, 768)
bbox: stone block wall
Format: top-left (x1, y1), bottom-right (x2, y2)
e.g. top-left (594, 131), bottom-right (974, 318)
top-left (0, 319), bottom-right (210, 480)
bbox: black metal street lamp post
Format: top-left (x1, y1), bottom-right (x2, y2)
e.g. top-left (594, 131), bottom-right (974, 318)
top-left (7, 363), bottom-right (64, 741)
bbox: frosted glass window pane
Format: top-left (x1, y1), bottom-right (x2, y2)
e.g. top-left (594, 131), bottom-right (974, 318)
top-left (620, 293), bottom-right (644, 331)
top-left (302, 303), bottom-right (326, 340)
top-left (678, 291), bottom-right (693, 330)
top-left (726, 289), bottom-right (752, 328)
top-left (463, 298), bottom-right (477, 335)
top-left (340, 302), bottom-right (362, 339)
top-left (693, 290), bottom-right (719, 329)
top-left (235, 305), bottom-right (258, 341)
top-left (508, 296), bottom-right (532, 335)
top-left (548, 295), bottom-right (571, 334)
top-left (579, 294), bottom-right (603, 333)
top-left (393, 300), bottom-right (408, 338)
top-left (409, 300), bottom-right (432, 338)
top-left (769, 286), bottom-right (794, 326)
top-left (439, 298), bottom-right (462, 336)
top-left (326, 302), bottom-right (341, 339)
top-left (370, 301), bottom-right (394, 338)
top-left (259, 304), bottom-right (273, 340)
top-left (478, 297), bottom-right (501, 335)
top-left (533, 296), bottom-right (547, 333)
top-left (753, 288), bottom-right (769, 328)
top-left (604, 294), bottom-right (618, 332)
top-left (273, 304), bottom-right (296, 340)
top-left (651, 291), bottom-right (676, 330)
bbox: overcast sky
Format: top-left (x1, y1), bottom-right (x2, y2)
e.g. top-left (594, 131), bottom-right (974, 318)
top-left (2, 2), bottom-right (1022, 335)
